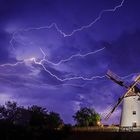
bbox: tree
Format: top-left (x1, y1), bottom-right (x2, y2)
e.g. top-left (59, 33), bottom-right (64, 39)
top-left (28, 105), bottom-right (48, 128)
top-left (0, 102), bottom-right (63, 129)
top-left (0, 101), bottom-right (66, 139)
top-left (28, 106), bottom-right (63, 130)
top-left (73, 107), bottom-right (101, 127)
top-left (46, 112), bottom-right (63, 129)
top-left (0, 101), bottom-right (30, 125)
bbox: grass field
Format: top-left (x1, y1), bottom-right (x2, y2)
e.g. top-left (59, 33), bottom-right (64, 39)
top-left (65, 131), bottom-right (140, 140)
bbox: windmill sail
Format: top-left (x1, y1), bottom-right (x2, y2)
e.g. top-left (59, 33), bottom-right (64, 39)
top-left (105, 71), bottom-right (140, 120)
top-left (105, 95), bottom-right (125, 120)
top-left (106, 70), bottom-right (128, 88)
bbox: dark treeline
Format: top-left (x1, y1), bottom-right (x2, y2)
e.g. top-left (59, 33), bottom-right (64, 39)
top-left (0, 101), bottom-right (72, 140)
top-left (0, 101), bottom-right (100, 140)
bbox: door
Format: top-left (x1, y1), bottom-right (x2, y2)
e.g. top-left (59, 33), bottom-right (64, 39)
top-left (132, 122), bottom-right (137, 127)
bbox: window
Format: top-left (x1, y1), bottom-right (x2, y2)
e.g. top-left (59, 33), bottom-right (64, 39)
top-left (133, 111), bottom-right (136, 115)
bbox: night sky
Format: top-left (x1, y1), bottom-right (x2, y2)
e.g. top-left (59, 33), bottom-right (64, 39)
top-left (0, 0), bottom-right (140, 124)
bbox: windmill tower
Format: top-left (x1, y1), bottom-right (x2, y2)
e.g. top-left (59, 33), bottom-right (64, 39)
top-left (105, 70), bottom-right (140, 131)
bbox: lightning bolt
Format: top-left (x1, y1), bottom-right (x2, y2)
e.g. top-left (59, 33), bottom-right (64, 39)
top-left (5, 0), bottom-right (125, 82)
top-left (40, 47), bottom-right (105, 66)
top-left (0, 59), bottom-right (32, 67)
top-left (0, 47), bottom-right (106, 82)
top-left (29, 51), bottom-right (139, 82)
top-left (1, 53), bottom-right (138, 83)
top-left (10, 0), bottom-right (125, 49)
top-left (38, 47), bottom-right (106, 81)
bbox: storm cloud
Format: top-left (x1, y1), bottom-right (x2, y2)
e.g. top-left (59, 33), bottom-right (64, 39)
top-left (0, 0), bottom-right (139, 124)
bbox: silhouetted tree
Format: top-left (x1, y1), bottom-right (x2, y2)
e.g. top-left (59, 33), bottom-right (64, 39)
top-left (28, 105), bottom-right (47, 128)
top-left (46, 112), bottom-right (63, 129)
top-left (0, 101), bottom-right (67, 140)
top-left (0, 101), bottom-right (29, 125)
top-left (73, 107), bottom-right (101, 127)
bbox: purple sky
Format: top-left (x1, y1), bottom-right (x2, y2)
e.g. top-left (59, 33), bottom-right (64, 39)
top-left (0, 0), bottom-right (140, 124)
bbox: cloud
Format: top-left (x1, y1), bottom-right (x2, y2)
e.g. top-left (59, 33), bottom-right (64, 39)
top-left (0, 31), bottom-right (16, 64)
top-left (0, 0), bottom-right (140, 125)
top-left (0, 29), bottom-right (139, 124)
top-left (105, 30), bottom-right (140, 74)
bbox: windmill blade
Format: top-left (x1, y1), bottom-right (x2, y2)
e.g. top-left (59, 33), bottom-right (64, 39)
top-left (134, 75), bottom-right (140, 83)
top-left (105, 76), bottom-right (140, 120)
top-left (106, 70), bottom-right (128, 88)
top-left (101, 104), bottom-right (114, 119)
top-left (105, 95), bottom-right (124, 120)
top-left (129, 75), bottom-right (140, 91)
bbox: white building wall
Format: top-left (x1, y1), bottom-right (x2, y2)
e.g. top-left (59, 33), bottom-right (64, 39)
top-left (121, 95), bottom-right (140, 129)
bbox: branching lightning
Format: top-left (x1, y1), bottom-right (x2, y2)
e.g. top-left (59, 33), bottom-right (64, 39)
top-left (10, 0), bottom-right (125, 39)
top-left (0, 47), bottom-right (106, 82)
top-left (38, 47), bottom-right (106, 81)
top-left (1, 0), bottom-right (140, 124)
top-left (40, 47), bottom-right (105, 66)
top-left (4, 0), bottom-right (125, 82)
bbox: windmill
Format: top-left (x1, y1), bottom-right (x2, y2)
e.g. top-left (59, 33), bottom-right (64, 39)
top-left (105, 70), bottom-right (140, 131)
